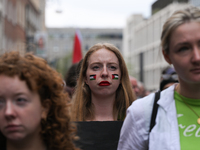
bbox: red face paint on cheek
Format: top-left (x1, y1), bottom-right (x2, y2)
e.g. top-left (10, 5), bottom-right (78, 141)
top-left (90, 74), bottom-right (96, 80)
top-left (112, 74), bottom-right (119, 80)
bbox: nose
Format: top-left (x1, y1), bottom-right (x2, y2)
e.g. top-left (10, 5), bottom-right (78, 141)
top-left (192, 46), bottom-right (200, 64)
top-left (4, 101), bottom-right (16, 120)
top-left (101, 65), bottom-right (108, 78)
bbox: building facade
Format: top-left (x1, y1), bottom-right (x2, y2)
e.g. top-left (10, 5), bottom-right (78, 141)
top-left (190, 0), bottom-right (200, 7)
top-left (123, 3), bottom-right (191, 91)
top-left (2, 0), bottom-right (25, 54)
top-left (152, 0), bottom-right (200, 15)
top-left (0, 0), bottom-right (45, 55)
top-left (47, 28), bottom-right (123, 63)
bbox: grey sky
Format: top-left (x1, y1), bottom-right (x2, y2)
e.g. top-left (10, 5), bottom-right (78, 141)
top-left (45, 0), bottom-right (156, 28)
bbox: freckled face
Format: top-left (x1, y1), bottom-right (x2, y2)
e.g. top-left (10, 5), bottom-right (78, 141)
top-left (0, 75), bottom-right (45, 142)
top-left (163, 22), bottom-right (200, 85)
top-left (85, 48), bottom-right (121, 97)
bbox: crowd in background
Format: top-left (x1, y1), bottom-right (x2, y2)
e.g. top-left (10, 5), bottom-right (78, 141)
top-left (1, 5), bottom-right (200, 150)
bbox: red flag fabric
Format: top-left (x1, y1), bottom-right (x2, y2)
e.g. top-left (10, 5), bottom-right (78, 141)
top-left (72, 30), bottom-right (82, 64)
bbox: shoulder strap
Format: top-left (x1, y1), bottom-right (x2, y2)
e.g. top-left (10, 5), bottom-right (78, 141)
top-left (149, 90), bottom-right (160, 132)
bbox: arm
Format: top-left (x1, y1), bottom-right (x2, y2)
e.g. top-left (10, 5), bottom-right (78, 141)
top-left (118, 94), bottom-right (154, 150)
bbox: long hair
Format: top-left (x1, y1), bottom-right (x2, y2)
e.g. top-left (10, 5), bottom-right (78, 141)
top-left (71, 43), bottom-right (136, 121)
top-left (0, 51), bottom-right (78, 150)
top-left (161, 6), bottom-right (200, 54)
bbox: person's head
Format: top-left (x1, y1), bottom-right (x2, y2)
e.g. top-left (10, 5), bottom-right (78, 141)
top-left (0, 51), bottom-right (77, 150)
top-left (64, 60), bottom-right (82, 98)
top-left (161, 6), bottom-right (200, 85)
top-left (160, 66), bottom-right (179, 91)
top-left (129, 76), bottom-right (140, 97)
top-left (71, 43), bottom-right (135, 121)
top-left (137, 81), bottom-right (146, 98)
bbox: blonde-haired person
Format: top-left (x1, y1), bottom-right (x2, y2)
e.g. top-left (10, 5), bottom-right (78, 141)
top-left (0, 51), bottom-right (78, 150)
top-left (118, 6), bottom-right (200, 150)
top-left (70, 43), bottom-right (135, 121)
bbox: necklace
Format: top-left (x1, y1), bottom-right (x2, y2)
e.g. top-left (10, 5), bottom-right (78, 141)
top-left (175, 84), bottom-right (200, 125)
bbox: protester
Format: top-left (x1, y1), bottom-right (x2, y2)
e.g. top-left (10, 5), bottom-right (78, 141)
top-left (137, 81), bottom-right (149, 98)
top-left (64, 59), bottom-right (82, 98)
top-left (0, 51), bottom-right (78, 150)
top-left (118, 6), bottom-right (200, 150)
top-left (129, 76), bottom-right (149, 98)
top-left (129, 76), bottom-right (140, 98)
top-left (70, 43), bottom-right (135, 121)
top-left (160, 66), bottom-right (179, 91)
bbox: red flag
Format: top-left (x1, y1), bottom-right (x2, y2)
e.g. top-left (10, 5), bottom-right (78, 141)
top-left (72, 30), bottom-right (82, 64)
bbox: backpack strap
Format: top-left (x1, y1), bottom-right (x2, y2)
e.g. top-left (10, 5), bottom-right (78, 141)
top-left (149, 90), bottom-right (160, 132)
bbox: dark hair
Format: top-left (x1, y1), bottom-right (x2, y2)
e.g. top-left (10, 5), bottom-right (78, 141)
top-left (64, 60), bottom-right (83, 98)
top-left (65, 63), bottom-right (79, 87)
top-left (160, 66), bottom-right (178, 91)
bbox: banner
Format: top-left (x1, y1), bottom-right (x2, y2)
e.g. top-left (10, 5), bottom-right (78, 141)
top-left (34, 32), bottom-right (47, 58)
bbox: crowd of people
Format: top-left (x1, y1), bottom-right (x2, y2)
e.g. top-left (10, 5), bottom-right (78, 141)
top-left (0, 5), bottom-right (200, 150)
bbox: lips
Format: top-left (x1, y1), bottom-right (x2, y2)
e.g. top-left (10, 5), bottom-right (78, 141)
top-left (190, 68), bottom-right (200, 73)
top-left (5, 125), bottom-right (22, 132)
top-left (99, 81), bottom-right (110, 86)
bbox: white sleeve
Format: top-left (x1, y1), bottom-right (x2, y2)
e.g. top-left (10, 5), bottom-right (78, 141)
top-left (117, 94), bottom-right (155, 150)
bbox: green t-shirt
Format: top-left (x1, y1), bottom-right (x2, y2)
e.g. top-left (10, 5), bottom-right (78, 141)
top-left (175, 91), bottom-right (200, 150)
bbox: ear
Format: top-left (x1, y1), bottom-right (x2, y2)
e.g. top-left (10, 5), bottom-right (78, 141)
top-left (41, 99), bottom-right (51, 120)
top-left (162, 50), bottom-right (172, 64)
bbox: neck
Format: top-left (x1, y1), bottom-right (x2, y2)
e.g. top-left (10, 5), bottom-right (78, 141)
top-left (89, 93), bottom-right (116, 121)
top-left (176, 82), bottom-right (200, 99)
top-left (7, 135), bottom-right (46, 150)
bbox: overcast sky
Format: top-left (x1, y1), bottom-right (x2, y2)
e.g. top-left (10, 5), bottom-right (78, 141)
top-left (45, 0), bottom-right (157, 28)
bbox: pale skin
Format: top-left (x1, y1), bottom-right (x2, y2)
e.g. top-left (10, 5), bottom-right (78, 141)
top-left (129, 76), bottom-right (140, 97)
top-left (0, 75), bottom-right (49, 150)
top-left (85, 48), bottom-right (121, 121)
top-left (163, 21), bottom-right (200, 99)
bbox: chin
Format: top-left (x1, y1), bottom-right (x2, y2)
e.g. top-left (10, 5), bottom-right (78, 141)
top-left (181, 76), bottom-right (200, 84)
top-left (6, 133), bottom-right (26, 142)
top-left (193, 80), bottom-right (200, 84)
top-left (189, 77), bottom-right (200, 83)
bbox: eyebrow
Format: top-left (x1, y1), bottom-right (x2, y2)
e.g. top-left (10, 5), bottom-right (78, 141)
top-left (173, 42), bottom-right (189, 48)
top-left (90, 62), bottom-right (119, 65)
top-left (0, 92), bottom-right (26, 96)
top-left (90, 62), bottom-right (102, 66)
top-left (14, 92), bottom-right (26, 96)
top-left (108, 62), bottom-right (119, 65)
top-left (177, 42), bottom-right (189, 45)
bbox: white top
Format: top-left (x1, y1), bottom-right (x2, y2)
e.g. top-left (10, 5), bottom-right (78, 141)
top-left (117, 84), bottom-right (180, 150)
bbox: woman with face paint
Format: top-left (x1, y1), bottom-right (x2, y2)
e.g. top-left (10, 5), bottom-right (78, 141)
top-left (70, 43), bottom-right (135, 121)
top-left (0, 51), bottom-right (78, 150)
top-left (118, 6), bottom-right (200, 150)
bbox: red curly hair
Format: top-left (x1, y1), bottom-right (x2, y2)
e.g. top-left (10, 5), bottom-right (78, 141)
top-left (0, 51), bottom-right (79, 150)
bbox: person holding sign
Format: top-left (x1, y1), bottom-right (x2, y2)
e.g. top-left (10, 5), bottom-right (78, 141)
top-left (118, 6), bottom-right (200, 150)
top-left (70, 43), bottom-right (135, 121)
